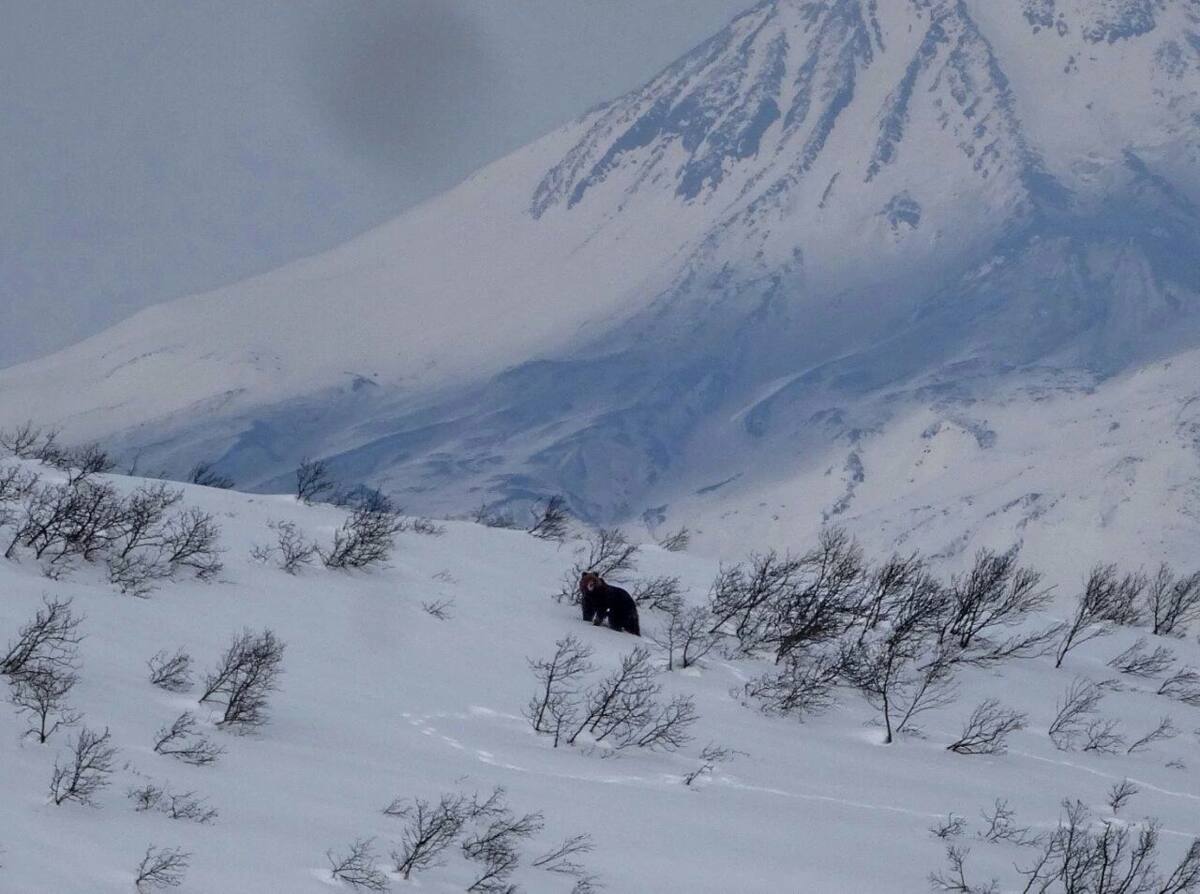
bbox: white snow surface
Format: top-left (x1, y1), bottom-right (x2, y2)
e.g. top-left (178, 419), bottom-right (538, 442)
top-left (2, 466), bottom-right (1200, 892)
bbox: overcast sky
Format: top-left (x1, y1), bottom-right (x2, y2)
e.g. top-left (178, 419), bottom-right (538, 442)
top-left (0, 0), bottom-right (749, 368)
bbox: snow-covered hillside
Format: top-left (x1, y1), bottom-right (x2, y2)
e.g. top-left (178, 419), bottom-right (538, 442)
top-left (3, 456), bottom-right (1200, 892)
top-left (1, 0), bottom-right (1199, 555)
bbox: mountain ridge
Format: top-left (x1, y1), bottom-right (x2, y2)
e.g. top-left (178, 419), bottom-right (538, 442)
top-left (0, 0), bottom-right (1198, 555)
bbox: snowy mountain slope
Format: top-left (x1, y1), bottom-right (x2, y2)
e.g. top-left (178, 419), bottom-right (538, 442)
top-left (1, 0), bottom-right (1199, 543)
top-left (3, 464), bottom-right (1200, 892)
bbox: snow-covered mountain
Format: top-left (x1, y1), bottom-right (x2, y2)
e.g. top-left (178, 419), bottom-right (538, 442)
top-left (2, 0), bottom-right (1199, 560)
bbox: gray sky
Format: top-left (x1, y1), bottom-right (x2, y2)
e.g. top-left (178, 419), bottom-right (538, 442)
top-left (0, 0), bottom-right (749, 368)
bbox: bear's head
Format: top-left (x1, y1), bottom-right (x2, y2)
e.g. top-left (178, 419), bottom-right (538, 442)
top-left (579, 571), bottom-right (602, 596)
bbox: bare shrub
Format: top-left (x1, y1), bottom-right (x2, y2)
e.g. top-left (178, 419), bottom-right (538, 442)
top-left (948, 699), bottom-right (1026, 755)
top-left (706, 529), bottom-right (875, 661)
top-left (706, 551), bottom-right (805, 654)
top-left (188, 462), bottom-right (234, 490)
top-left (1108, 638), bottom-right (1176, 678)
top-left (1055, 565), bottom-right (1131, 667)
top-left (582, 528), bottom-right (639, 581)
top-left (326, 838), bottom-right (389, 891)
top-left (934, 799), bottom-right (1200, 894)
top-left (421, 599), bottom-right (455, 620)
top-left (461, 802), bottom-right (544, 892)
top-left (652, 605), bottom-right (719, 671)
top-left (533, 835), bottom-right (594, 875)
top-left (198, 629), bottom-right (285, 730)
top-left (108, 553), bottom-right (172, 598)
top-left (296, 457), bottom-right (334, 504)
top-left (10, 664), bottom-right (81, 743)
top-left (1, 596), bottom-right (83, 682)
top-left (127, 783), bottom-right (217, 824)
top-left (1048, 678), bottom-right (1105, 751)
top-left (1080, 718), bottom-right (1125, 754)
top-left (977, 799), bottom-right (1037, 847)
top-left (0, 463), bottom-right (39, 506)
top-left (0, 421), bottom-right (48, 458)
top-left (147, 649), bottom-right (193, 692)
top-left (1126, 716), bottom-right (1178, 755)
top-left (152, 712), bottom-right (224, 766)
top-left (526, 641), bottom-right (696, 752)
top-left (410, 518), bottom-right (445, 537)
top-left (49, 726), bottom-right (118, 806)
top-left (682, 743), bottom-right (739, 787)
top-left (844, 632), bottom-right (959, 743)
top-left (160, 507), bottom-right (223, 579)
top-left (930, 814), bottom-right (967, 841)
top-left (632, 575), bottom-right (684, 614)
top-left (59, 443), bottom-right (116, 481)
top-left (322, 505), bottom-right (403, 570)
top-left (472, 503), bottom-right (516, 529)
top-left (525, 636), bottom-right (593, 748)
top-left (1108, 779), bottom-right (1139, 814)
top-left (1158, 667), bottom-right (1200, 706)
top-left (1143, 564), bottom-right (1200, 637)
top-left (742, 652), bottom-right (842, 718)
top-left (528, 495), bottom-right (569, 542)
top-left (387, 793), bottom-right (473, 879)
top-left (134, 846), bottom-right (190, 891)
top-left (657, 526), bottom-right (691, 552)
top-left (929, 844), bottom-right (989, 894)
top-left (941, 548), bottom-right (1052, 653)
top-left (566, 646), bottom-right (697, 751)
top-left (252, 520), bottom-right (317, 574)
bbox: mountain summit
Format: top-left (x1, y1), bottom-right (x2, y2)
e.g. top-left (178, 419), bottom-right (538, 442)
top-left (1, 0), bottom-right (1198, 552)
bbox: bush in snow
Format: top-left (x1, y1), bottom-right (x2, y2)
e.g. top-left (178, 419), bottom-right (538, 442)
top-left (385, 790), bottom-right (501, 880)
top-left (1, 596), bottom-right (83, 683)
top-left (527, 643), bottom-right (698, 752)
top-left (49, 726), bottom-right (118, 807)
top-left (1107, 638), bottom-right (1176, 678)
top-left (1157, 666), bottom-right (1200, 706)
top-left (527, 495), bottom-right (569, 542)
top-left (525, 635), bottom-right (594, 748)
top-left (326, 838), bottom-right (389, 891)
top-left (632, 575), bottom-right (684, 615)
top-left (188, 461), bottom-right (234, 489)
top-left (657, 526), bottom-right (691, 552)
top-left (9, 662), bottom-right (81, 743)
top-left (295, 457), bottom-right (334, 504)
top-left (1055, 565), bottom-right (1125, 668)
top-left (650, 604), bottom-right (719, 671)
top-left (198, 629), bottom-right (285, 730)
top-left (127, 783), bottom-right (217, 824)
top-left (383, 787), bottom-right (584, 891)
top-left (946, 699), bottom-right (1026, 755)
top-left (147, 648), bottom-right (193, 693)
top-left (251, 520), bottom-right (318, 574)
top-left (134, 846), bottom-right (190, 891)
top-left (0, 470), bottom-right (222, 594)
top-left (461, 802), bottom-right (544, 893)
top-left (1142, 563), bottom-right (1200, 637)
top-left (930, 799), bottom-right (1200, 894)
top-left (682, 743), bottom-right (740, 787)
top-left (321, 504), bottom-right (404, 570)
top-left (152, 712), bottom-right (224, 766)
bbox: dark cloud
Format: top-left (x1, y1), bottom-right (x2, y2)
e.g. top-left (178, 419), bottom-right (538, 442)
top-left (304, 1), bottom-right (503, 176)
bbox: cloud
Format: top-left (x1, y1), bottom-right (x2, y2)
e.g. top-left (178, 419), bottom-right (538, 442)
top-left (303, 1), bottom-right (502, 176)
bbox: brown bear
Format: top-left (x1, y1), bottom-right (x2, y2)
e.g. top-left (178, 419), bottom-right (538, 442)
top-left (579, 571), bottom-right (640, 636)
